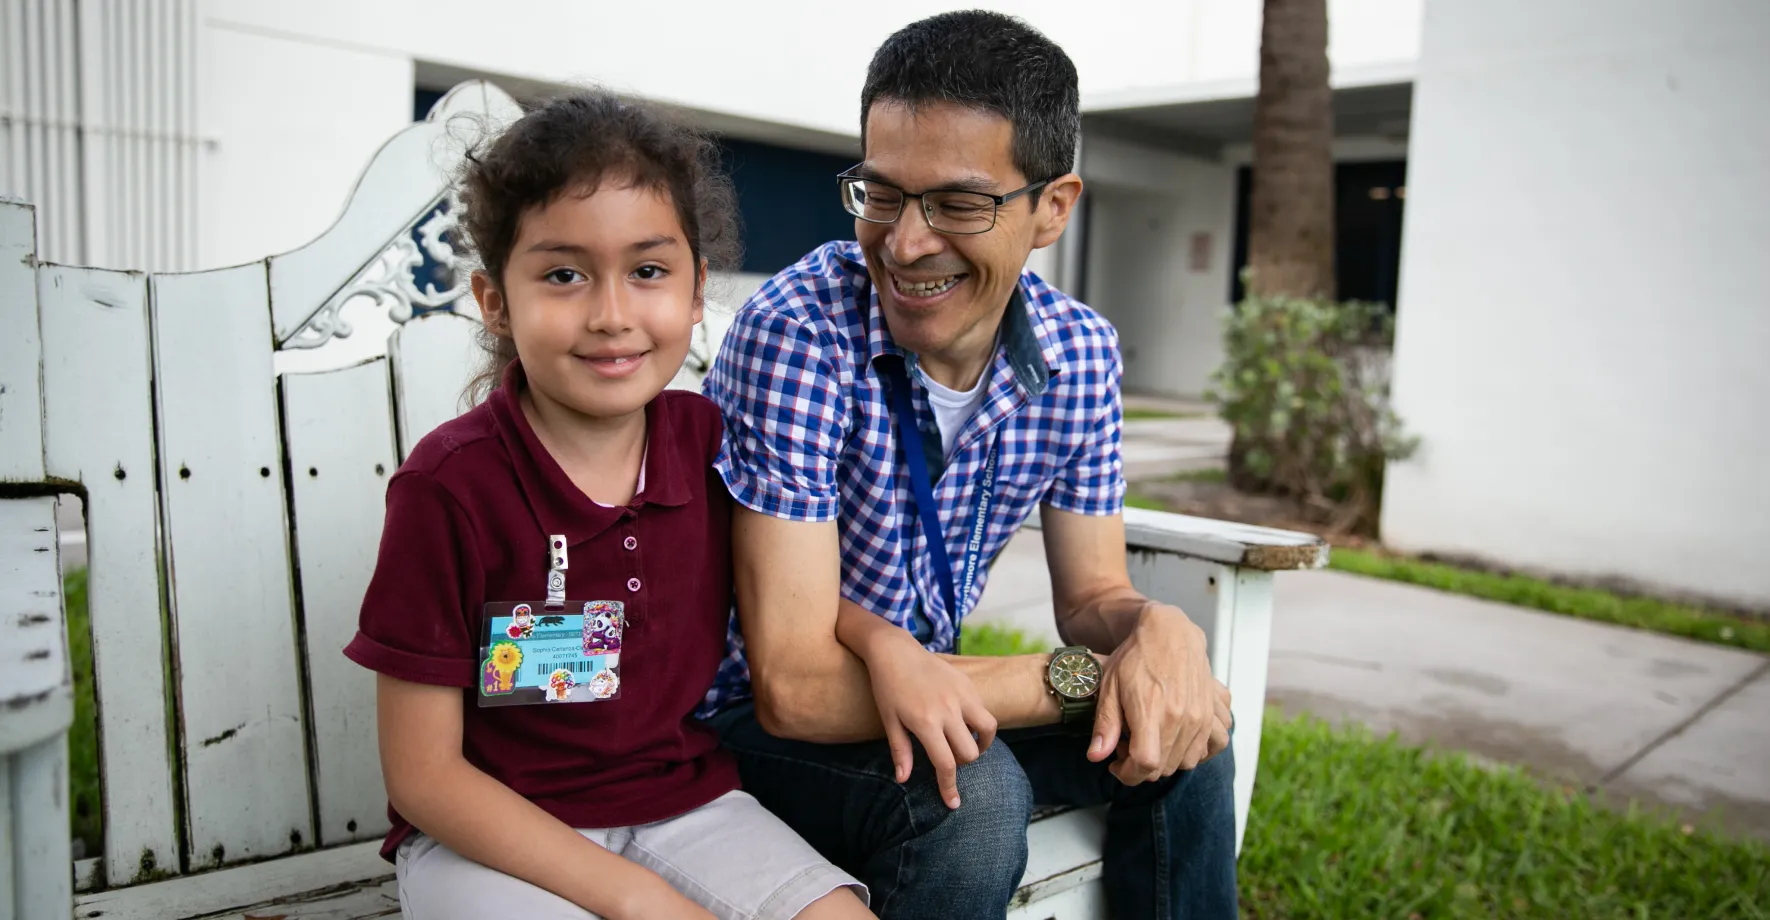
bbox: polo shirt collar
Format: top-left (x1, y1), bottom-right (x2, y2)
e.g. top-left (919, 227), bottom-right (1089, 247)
top-left (846, 249), bottom-right (1059, 398)
top-left (488, 361), bottom-right (691, 548)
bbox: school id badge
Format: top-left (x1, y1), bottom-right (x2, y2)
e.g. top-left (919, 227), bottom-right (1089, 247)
top-left (477, 600), bottom-right (625, 707)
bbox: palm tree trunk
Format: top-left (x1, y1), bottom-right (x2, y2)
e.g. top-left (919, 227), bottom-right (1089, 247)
top-left (1231, 0), bottom-right (1336, 491)
top-left (1249, 0), bottom-right (1335, 299)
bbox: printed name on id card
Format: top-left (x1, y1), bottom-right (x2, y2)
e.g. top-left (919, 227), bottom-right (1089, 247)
top-left (478, 600), bottom-right (625, 707)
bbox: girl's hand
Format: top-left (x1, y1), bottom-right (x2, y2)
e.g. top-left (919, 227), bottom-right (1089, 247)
top-left (617, 878), bottom-right (717, 920)
top-left (861, 628), bottom-right (997, 810)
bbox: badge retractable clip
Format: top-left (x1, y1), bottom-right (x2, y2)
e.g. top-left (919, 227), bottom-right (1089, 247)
top-left (547, 534), bottom-right (567, 610)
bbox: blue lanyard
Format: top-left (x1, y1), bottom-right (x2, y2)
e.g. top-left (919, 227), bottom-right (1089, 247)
top-left (880, 357), bottom-right (999, 636)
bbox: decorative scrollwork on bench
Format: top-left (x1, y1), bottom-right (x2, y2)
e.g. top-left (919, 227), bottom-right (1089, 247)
top-left (282, 195), bottom-right (475, 351)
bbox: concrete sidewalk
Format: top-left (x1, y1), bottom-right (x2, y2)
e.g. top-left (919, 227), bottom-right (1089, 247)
top-left (969, 528), bottom-right (1770, 842)
top-left (1118, 397), bottom-right (1231, 481)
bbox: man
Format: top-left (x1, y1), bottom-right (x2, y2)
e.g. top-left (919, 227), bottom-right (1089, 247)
top-left (700, 11), bottom-right (1237, 919)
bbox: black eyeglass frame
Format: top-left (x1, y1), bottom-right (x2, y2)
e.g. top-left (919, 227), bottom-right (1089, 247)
top-left (837, 165), bottom-right (1051, 235)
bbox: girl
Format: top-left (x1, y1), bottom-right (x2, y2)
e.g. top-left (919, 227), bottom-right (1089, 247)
top-left (345, 92), bottom-right (870, 920)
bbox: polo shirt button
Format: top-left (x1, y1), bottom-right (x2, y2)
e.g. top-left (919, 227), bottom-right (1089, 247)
top-left (627, 577), bottom-right (642, 592)
top-left (623, 536), bottom-right (637, 551)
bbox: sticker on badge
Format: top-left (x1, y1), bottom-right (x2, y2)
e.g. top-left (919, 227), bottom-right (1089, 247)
top-left (544, 668), bottom-right (576, 702)
top-left (505, 604), bottom-right (536, 640)
top-left (582, 600), bottom-right (626, 655)
top-left (478, 601), bottom-right (622, 707)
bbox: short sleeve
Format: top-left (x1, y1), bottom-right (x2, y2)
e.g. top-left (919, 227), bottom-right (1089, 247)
top-left (1042, 340), bottom-right (1127, 516)
top-left (703, 305), bottom-right (849, 522)
top-left (343, 472), bottom-right (485, 686)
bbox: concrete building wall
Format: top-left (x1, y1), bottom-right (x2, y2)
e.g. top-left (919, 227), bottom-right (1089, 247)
top-left (189, 0), bottom-right (1421, 271)
top-left (1079, 136), bottom-right (1235, 398)
top-left (1380, 0), bottom-right (1770, 609)
top-left (197, 9), bottom-right (414, 269)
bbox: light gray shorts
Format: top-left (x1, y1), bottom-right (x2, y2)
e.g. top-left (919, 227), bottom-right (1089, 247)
top-left (394, 790), bottom-right (865, 920)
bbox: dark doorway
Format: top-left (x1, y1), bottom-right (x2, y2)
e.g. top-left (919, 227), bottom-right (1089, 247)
top-left (1230, 159), bottom-right (1407, 308)
top-left (414, 87), bottom-right (447, 122)
top-left (717, 138), bottom-right (858, 276)
top-left (411, 88), bottom-right (859, 279)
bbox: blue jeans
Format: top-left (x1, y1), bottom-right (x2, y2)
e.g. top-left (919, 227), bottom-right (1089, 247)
top-left (706, 704), bottom-right (1238, 919)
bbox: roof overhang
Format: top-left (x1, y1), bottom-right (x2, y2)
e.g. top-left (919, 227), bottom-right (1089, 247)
top-left (1081, 61), bottom-right (1416, 158)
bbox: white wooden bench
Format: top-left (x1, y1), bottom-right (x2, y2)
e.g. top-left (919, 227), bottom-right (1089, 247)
top-left (0, 80), bottom-right (1327, 920)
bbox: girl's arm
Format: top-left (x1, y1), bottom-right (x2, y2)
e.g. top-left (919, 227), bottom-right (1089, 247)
top-left (377, 674), bottom-right (713, 920)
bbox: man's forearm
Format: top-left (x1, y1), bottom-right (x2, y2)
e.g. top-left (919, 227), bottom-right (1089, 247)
top-left (749, 637), bottom-right (888, 743)
top-left (1055, 585), bottom-right (1165, 655)
top-left (756, 606), bottom-right (1060, 743)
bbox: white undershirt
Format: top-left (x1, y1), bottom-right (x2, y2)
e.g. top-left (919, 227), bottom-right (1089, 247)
top-left (588, 440), bottom-right (648, 508)
top-left (917, 365), bottom-right (991, 461)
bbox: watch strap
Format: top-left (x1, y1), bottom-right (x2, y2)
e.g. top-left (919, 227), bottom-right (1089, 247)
top-left (1059, 692), bottom-right (1096, 726)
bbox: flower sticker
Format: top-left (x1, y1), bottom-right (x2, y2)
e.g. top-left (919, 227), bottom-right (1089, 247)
top-left (544, 668), bottom-right (576, 702)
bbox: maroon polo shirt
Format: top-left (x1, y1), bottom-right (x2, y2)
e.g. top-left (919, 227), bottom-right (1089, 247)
top-left (344, 362), bottom-right (738, 861)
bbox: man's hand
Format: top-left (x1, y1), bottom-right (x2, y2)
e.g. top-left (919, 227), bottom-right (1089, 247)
top-left (1086, 603), bottom-right (1230, 784)
top-left (846, 611), bottom-right (997, 809)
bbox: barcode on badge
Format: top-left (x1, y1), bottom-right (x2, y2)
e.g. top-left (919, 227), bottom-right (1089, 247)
top-left (535, 659), bottom-right (603, 677)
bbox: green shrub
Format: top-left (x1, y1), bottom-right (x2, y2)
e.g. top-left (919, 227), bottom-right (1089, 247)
top-left (1208, 287), bottom-right (1416, 534)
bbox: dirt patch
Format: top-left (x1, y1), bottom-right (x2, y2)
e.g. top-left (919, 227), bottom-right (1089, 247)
top-left (1133, 478), bottom-right (1365, 546)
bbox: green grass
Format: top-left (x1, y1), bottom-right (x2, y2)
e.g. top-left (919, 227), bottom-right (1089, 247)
top-left (65, 568), bottom-right (103, 857)
top-left (1123, 470), bottom-right (1226, 512)
top-left (1242, 712), bottom-right (1770, 919)
top-left (1123, 407), bottom-right (1207, 421)
top-left (1125, 490), bottom-right (1167, 511)
top-left (1330, 547), bottom-right (1770, 655)
top-left (959, 622), bottom-right (1049, 657)
top-left (962, 624), bottom-right (1770, 918)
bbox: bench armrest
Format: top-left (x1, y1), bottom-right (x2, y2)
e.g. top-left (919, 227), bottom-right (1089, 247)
top-left (1121, 506), bottom-right (1327, 571)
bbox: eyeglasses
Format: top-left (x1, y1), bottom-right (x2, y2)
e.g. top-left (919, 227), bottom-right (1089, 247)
top-left (838, 166), bottom-right (1049, 235)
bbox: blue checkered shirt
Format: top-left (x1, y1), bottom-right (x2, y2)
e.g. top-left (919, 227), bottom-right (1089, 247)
top-left (698, 241), bottom-right (1125, 716)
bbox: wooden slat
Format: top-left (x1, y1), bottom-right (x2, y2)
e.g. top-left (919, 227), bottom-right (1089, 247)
top-left (0, 202), bottom-right (45, 481)
top-left (1222, 569), bottom-right (1274, 852)
top-left (12, 733), bottom-right (74, 919)
top-left (74, 857), bottom-right (103, 893)
top-left (1123, 506), bottom-right (1326, 570)
top-left (0, 497), bottom-right (71, 751)
top-left (389, 312), bottom-right (479, 459)
top-left (0, 497), bottom-right (73, 920)
top-left (38, 265), bottom-right (181, 885)
top-left (0, 757), bottom-right (11, 920)
top-left (203, 877), bottom-right (400, 920)
top-left (281, 360), bottom-right (397, 847)
top-left (68, 812), bottom-right (1102, 920)
top-left (1024, 506), bottom-right (1327, 570)
top-left (1124, 548), bottom-right (1270, 853)
top-left (73, 840), bottom-right (389, 920)
top-left (151, 264), bottom-right (313, 869)
top-left (1125, 553), bottom-right (1233, 675)
top-left (1013, 806), bottom-right (1105, 910)
top-left (1006, 882), bottom-right (1107, 920)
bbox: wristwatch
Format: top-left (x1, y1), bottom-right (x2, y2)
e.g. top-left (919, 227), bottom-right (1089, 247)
top-left (1046, 646), bottom-right (1102, 726)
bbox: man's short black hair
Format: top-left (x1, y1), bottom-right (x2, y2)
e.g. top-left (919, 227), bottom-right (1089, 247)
top-left (861, 10), bottom-right (1080, 184)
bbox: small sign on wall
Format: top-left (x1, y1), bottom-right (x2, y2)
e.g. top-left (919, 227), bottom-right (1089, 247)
top-left (1189, 232), bottom-right (1213, 273)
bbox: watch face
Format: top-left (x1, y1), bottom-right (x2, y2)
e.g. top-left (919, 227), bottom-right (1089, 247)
top-left (1049, 651), bottom-right (1101, 700)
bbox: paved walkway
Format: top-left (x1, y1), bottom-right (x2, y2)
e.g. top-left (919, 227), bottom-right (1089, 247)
top-left (1119, 395), bottom-right (1231, 481)
top-left (969, 528), bottom-right (1770, 843)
